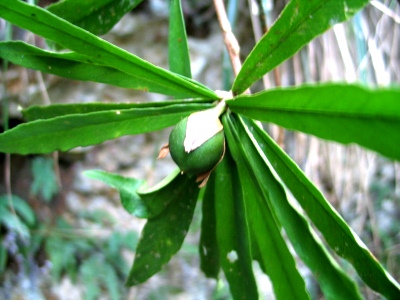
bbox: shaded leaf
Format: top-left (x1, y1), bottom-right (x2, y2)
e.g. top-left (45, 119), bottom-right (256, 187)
top-left (199, 172), bottom-right (220, 279)
top-left (232, 0), bottom-right (369, 94)
top-left (85, 169), bottom-right (194, 219)
top-left (30, 156), bottom-right (59, 202)
top-left (0, 195), bottom-right (36, 227)
top-left (228, 84), bottom-right (400, 161)
top-left (47, 0), bottom-right (143, 38)
top-left (213, 147), bottom-right (258, 300)
top-left (0, 1), bottom-right (217, 98)
top-left (0, 41), bottom-right (199, 95)
top-left (169, 0), bottom-right (192, 78)
top-left (242, 115), bottom-right (400, 299)
top-left (126, 173), bottom-right (199, 285)
top-left (0, 103), bottom-right (210, 154)
top-left (223, 113), bottom-right (310, 300)
top-left (83, 170), bottom-right (146, 217)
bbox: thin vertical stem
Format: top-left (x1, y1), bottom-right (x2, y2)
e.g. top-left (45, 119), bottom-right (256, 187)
top-left (2, 21), bottom-right (16, 215)
top-left (213, 0), bottom-right (242, 78)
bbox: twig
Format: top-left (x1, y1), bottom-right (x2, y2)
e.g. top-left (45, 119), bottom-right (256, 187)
top-left (213, 0), bottom-right (242, 77)
top-left (33, 34), bottom-right (62, 189)
top-left (1, 21), bottom-right (17, 217)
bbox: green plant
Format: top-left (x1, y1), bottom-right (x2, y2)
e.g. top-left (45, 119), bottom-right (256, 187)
top-left (0, 1), bottom-right (399, 299)
top-left (44, 216), bottom-right (138, 300)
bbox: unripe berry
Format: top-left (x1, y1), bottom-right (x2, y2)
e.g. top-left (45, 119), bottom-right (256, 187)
top-left (169, 116), bottom-right (225, 175)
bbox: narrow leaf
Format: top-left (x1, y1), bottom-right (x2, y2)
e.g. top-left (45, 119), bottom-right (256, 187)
top-left (83, 170), bottom-right (147, 218)
top-left (169, 0), bottom-right (192, 78)
top-left (242, 116), bottom-right (400, 299)
top-left (0, 1), bottom-right (216, 98)
top-left (126, 173), bottom-right (199, 285)
top-left (47, 0), bottom-right (143, 37)
top-left (235, 116), bottom-right (363, 300)
top-left (223, 113), bottom-right (310, 300)
top-left (0, 103), bottom-right (210, 154)
top-left (214, 147), bottom-right (258, 300)
top-left (199, 172), bottom-right (220, 279)
top-left (232, 0), bottom-right (369, 94)
top-left (23, 99), bottom-right (213, 121)
top-left (84, 169), bottom-right (190, 219)
top-left (0, 41), bottom-right (193, 94)
top-left (228, 84), bottom-right (400, 161)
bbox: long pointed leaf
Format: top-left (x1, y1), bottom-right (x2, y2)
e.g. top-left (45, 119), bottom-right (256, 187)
top-left (232, 0), bottom-right (369, 94)
top-left (83, 170), bottom-right (147, 217)
top-left (84, 169), bottom-right (187, 219)
top-left (0, 0), bottom-right (216, 98)
top-left (243, 116), bottom-right (400, 299)
top-left (235, 116), bottom-right (362, 300)
top-left (126, 173), bottom-right (199, 285)
top-left (223, 113), bottom-right (310, 300)
top-left (47, 0), bottom-right (143, 37)
top-left (214, 148), bottom-right (258, 300)
top-left (199, 172), bottom-right (220, 279)
top-left (0, 41), bottom-right (188, 93)
top-left (22, 100), bottom-right (213, 121)
top-left (169, 0), bottom-right (191, 78)
top-left (228, 84), bottom-right (400, 161)
top-left (0, 103), bottom-right (210, 154)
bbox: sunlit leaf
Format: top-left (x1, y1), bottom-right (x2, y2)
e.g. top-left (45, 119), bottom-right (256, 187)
top-left (47, 0), bottom-right (143, 38)
top-left (223, 113), bottom-right (310, 300)
top-left (0, 103), bottom-right (210, 154)
top-left (169, 0), bottom-right (191, 78)
top-left (228, 84), bottom-right (400, 161)
top-left (242, 117), bottom-right (400, 299)
top-left (233, 116), bottom-right (363, 300)
top-left (232, 0), bottom-right (369, 94)
top-left (23, 99), bottom-right (213, 121)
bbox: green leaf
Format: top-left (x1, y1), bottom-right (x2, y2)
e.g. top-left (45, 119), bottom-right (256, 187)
top-left (228, 84), bottom-right (400, 161)
top-left (23, 99), bottom-right (213, 121)
top-left (30, 156), bottom-right (59, 202)
top-left (232, 0), bottom-right (369, 94)
top-left (0, 1), bottom-right (217, 98)
top-left (0, 41), bottom-right (199, 94)
top-left (0, 195), bottom-right (36, 227)
top-left (199, 172), bottom-right (220, 279)
top-left (126, 173), bottom-right (199, 285)
top-left (0, 209), bottom-right (30, 238)
top-left (47, 0), bottom-right (143, 38)
top-left (85, 168), bottom-right (196, 219)
top-left (83, 170), bottom-right (147, 218)
top-left (223, 113), bottom-right (310, 300)
top-left (0, 103), bottom-right (210, 154)
top-left (213, 146), bottom-right (258, 300)
top-left (234, 116), bottom-right (363, 300)
top-left (169, 0), bottom-right (192, 78)
top-left (242, 115), bottom-right (400, 299)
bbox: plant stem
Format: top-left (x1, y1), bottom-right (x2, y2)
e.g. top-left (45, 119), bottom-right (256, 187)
top-left (213, 0), bottom-right (242, 77)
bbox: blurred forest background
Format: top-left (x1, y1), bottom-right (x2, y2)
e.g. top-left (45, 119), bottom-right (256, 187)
top-left (0, 0), bottom-right (399, 299)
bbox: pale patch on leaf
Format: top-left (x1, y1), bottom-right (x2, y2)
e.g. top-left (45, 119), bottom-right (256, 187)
top-left (227, 250), bottom-right (238, 263)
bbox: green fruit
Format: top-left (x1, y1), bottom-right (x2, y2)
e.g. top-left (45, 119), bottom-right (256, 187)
top-left (169, 117), bottom-right (225, 175)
